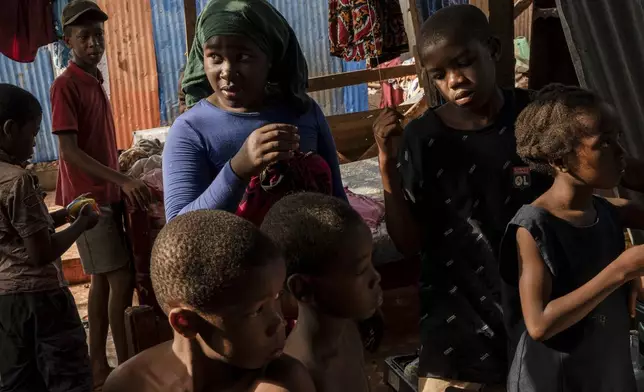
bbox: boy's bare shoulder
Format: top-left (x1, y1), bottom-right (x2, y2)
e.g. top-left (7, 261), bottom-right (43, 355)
top-left (254, 354), bottom-right (316, 392)
top-left (103, 341), bottom-right (180, 392)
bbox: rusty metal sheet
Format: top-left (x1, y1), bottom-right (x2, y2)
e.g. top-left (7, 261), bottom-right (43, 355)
top-left (98, 0), bottom-right (161, 149)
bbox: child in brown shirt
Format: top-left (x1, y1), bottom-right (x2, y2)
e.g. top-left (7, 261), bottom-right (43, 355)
top-left (0, 84), bottom-right (99, 391)
top-left (262, 193), bottom-right (383, 392)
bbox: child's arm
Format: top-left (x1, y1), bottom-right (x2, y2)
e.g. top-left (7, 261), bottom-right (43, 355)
top-left (10, 174), bottom-right (98, 267)
top-left (57, 133), bottom-right (151, 210)
top-left (517, 227), bottom-right (644, 341)
top-left (374, 108), bottom-right (422, 257)
top-left (23, 205), bottom-right (97, 267)
top-left (162, 119), bottom-right (248, 221)
top-left (49, 208), bottom-right (70, 228)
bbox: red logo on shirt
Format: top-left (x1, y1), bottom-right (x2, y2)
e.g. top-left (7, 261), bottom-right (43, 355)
top-left (512, 167), bottom-right (531, 189)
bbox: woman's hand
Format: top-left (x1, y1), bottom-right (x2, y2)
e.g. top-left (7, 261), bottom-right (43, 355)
top-left (231, 124), bottom-right (299, 180)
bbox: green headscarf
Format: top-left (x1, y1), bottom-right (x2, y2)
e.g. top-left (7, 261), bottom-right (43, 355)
top-left (182, 0), bottom-right (310, 113)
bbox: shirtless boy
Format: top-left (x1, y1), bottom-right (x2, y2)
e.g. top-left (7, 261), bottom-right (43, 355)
top-left (262, 193), bottom-right (383, 392)
top-left (103, 210), bottom-right (314, 392)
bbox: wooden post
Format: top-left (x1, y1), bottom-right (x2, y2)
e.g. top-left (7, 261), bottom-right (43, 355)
top-left (184, 0), bottom-right (197, 56)
top-left (488, 0), bottom-right (515, 88)
top-left (398, 0), bottom-right (438, 105)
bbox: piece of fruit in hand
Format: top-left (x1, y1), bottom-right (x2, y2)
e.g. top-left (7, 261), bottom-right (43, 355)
top-left (66, 195), bottom-right (100, 219)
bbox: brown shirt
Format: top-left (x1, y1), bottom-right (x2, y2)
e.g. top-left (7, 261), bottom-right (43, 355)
top-left (0, 160), bottom-right (66, 294)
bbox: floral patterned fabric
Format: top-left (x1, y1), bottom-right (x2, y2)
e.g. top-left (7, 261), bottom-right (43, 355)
top-left (329, 0), bottom-right (408, 63)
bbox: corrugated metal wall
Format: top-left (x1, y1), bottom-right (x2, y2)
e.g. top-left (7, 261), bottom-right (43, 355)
top-left (557, 0), bottom-right (644, 244)
top-left (269, 0), bottom-right (344, 115)
top-left (469, 0), bottom-right (533, 41)
top-left (556, 0), bottom-right (644, 219)
top-left (150, 0), bottom-right (187, 125)
top-left (0, 48), bottom-right (58, 162)
top-left (98, 0), bottom-right (161, 149)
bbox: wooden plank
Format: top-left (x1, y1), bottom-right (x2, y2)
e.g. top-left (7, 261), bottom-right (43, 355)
top-left (327, 105), bottom-right (413, 133)
top-left (307, 64), bottom-right (417, 92)
top-left (124, 306), bottom-right (160, 359)
top-left (514, 0), bottom-right (533, 19)
top-left (184, 0), bottom-right (197, 55)
top-left (488, 0), bottom-right (515, 88)
top-left (398, 0), bottom-right (438, 106)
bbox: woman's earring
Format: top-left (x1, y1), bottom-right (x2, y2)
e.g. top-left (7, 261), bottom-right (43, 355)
top-left (560, 167), bottom-right (569, 173)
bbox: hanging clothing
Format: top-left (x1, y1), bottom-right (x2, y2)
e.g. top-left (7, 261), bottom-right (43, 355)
top-left (0, 0), bottom-right (56, 63)
top-left (377, 57), bottom-right (405, 108)
top-left (329, 0), bottom-right (408, 63)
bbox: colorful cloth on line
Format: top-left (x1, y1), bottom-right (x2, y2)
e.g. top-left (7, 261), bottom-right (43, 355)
top-left (329, 0), bottom-right (408, 63)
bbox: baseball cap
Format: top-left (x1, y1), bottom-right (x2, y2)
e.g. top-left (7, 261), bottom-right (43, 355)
top-left (62, 0), bottom-right (108, 27)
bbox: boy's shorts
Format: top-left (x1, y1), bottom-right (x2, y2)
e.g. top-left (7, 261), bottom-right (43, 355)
top-left (76, 203), bottom-right (131, 275)
top-left (419, 377), bottom-right (505, 392)
top-left (0, 288), bottom-right (92, 392)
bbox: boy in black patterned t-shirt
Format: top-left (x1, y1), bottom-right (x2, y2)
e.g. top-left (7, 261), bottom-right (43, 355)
top-left (373, 5), bottom-right (552, 391)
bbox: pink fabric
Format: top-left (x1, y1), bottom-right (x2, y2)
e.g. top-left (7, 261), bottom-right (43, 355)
top-left (378, 57), bottom-right (405, 108)
top-left (345, 187), bottom-right (385, 229)
top-left (141, 168), bottom-right (163, 193)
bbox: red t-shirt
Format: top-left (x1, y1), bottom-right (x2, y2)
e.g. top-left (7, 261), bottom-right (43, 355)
top-left (51, 62), bottom-right (120, 207)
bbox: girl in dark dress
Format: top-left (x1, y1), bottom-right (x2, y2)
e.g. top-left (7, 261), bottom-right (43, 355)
top-left (500, 84), bottom-right (644, 391)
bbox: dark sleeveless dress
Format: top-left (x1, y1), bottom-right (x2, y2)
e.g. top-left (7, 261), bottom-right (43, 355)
top-left (499, 196), bottom-right (636, 391)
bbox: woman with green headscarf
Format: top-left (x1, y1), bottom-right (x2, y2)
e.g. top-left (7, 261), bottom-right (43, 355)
top-left (163, 0), bottom-right (346, 222)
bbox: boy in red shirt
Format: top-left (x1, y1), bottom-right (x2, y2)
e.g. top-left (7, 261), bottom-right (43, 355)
top-left (50, 1), bottom-right (151, 387)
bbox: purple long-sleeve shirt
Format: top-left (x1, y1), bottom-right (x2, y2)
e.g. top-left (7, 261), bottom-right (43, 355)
top-left (163, 99), bottom-right (346, 221)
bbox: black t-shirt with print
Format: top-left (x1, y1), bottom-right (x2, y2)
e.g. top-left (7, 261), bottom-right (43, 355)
top-left (398, 89), bottom-right (553, 384)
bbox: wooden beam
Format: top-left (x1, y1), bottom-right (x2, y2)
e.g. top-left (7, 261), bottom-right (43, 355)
top-left (514, 0), bottom-right (533, 19)
top-left (184, 0), bottom-right (197, 55)
top-left (488, 0), bottom-right (515, 88)
top-left (327, 105), bottom-right (413, 134)
top-left (307, 64), bottom-right (417, 92)
top-left (398, 0), bottom-right (438, 105)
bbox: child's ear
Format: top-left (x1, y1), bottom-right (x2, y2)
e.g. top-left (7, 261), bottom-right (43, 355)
top-left (2, 119), bottom-right (15, 137)
top-left (550, 158), bottom-right (569, 173)
top-left (63, 35), bottom-right (71, 48)
top-left (286, 274), bottom-right (313, 303)
top-left (487, 36), bottom-right (502, 62)
top-left (168, 308), bottom-right (199, 338)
